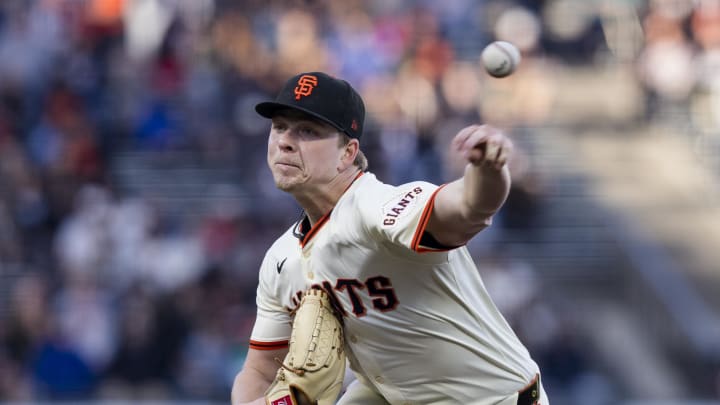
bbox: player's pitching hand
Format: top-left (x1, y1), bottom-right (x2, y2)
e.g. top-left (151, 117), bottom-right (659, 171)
top-left (451, 125), bottom-right (513, 170)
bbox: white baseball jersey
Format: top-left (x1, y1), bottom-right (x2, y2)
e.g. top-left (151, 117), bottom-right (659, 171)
top-left (250, 172), bottom-right (540, 404)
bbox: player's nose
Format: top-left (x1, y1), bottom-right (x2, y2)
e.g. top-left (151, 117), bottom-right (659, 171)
top-left (276, 130), bottom-right (296, 152)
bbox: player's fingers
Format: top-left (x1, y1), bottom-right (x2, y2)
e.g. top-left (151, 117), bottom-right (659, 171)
top-left (493, 138), bottom-right (513, 169)
top-left (465, 128), bottom-right (503, 163)
top-left (495, 147), bottom-right (509, 169)
top-left (465, 146), bottom-right (486, 164)
top-left (484, 139), bottom-right (501, 163)
top-left (459, 126), bottom-right (492, 155)
top-left (452, 125), bottom-right (481, 151)
top-left (454, 125), bottom-right (512, 168)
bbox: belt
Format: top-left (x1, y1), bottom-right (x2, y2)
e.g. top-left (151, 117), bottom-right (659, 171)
top-left (516, 374), bottom-right (541, 405)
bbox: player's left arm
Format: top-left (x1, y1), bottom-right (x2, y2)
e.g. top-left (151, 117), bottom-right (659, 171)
top-left (426, 124), bottom-right (512, 247)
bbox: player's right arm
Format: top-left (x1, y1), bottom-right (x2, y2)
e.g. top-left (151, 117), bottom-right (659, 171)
top-left (231, 346), bottom-right (288, 405)
top-left (427, 125), bottom-right (512, 247)
top-left (233, 247), bottom-right (293, 404)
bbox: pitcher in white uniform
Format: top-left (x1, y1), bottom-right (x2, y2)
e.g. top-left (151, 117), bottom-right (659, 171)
top-left (231, 71), bottom-right (549, 405)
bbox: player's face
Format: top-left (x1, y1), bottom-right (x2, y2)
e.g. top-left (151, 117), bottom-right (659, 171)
top-left (267, 111), bottom-right (344, 192)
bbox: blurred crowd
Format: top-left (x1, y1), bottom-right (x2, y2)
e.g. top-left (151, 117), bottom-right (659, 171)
top-left (0, 0), bottom-right (718, 403)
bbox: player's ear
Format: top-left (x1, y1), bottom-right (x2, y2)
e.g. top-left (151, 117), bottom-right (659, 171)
top-left (338, 137), bottom-right (359, 171)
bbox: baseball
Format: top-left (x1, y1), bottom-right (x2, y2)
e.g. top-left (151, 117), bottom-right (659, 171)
top-left (481, 41), bottom-right (521, 78)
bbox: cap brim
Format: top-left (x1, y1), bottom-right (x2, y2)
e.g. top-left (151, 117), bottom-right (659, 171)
top-left (255, 102), bottom-right (345, 133)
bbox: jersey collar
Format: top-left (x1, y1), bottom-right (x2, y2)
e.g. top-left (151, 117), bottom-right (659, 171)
top-left (292, 171), bottom-right (365, 246)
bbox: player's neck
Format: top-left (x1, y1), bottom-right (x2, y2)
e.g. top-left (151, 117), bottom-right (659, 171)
top-left (294, 168), bottom-right (361, 225)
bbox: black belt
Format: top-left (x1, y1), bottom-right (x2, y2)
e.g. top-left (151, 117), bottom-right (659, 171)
top-left (517, 374), bottom-right (541, 405)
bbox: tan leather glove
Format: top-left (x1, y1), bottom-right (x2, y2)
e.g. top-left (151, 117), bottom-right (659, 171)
top-left (266, 288), bottom-right (345, 405)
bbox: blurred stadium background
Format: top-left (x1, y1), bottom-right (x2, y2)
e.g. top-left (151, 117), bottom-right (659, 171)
top-left (0, 0), bottom-right (718, 404)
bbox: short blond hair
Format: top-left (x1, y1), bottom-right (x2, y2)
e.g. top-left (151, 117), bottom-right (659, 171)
top-left (339, 133), bottom-right (368, 171)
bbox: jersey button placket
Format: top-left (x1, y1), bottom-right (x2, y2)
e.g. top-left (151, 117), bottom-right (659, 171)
top-left (301, 245), bottom-right (313, 280)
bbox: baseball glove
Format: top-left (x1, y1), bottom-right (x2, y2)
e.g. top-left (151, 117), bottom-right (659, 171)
top-left (265, 288), bottom-right (346, 405)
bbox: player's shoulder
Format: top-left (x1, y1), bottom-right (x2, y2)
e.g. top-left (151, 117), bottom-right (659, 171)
top-left (351, 173), bottom-right (437, 203)
top-left (271, 224), bottom-right (297, 248)
top-left (257, 224), bottom-right (299, 284)
top-left (264, 224), bottom-right (298, 261)
top-left (360, 177), bottom-right (438, 213)
top-left (344, 173), bottom-right (440, 231)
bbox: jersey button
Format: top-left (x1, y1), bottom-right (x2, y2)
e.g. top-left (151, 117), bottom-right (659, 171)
top-left (349, 335), bottom-right (358, 343)
top-left (307, 271), bottom-right (314, 279)
top-left (375, 376), bottom-right (384, 384)
top-left (302, 250), bottom-right (311, 258)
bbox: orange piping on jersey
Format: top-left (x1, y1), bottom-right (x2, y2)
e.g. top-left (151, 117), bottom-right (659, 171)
top-left (300, 211), bottom-right (331, 247)
top-left (410, 184), bottom-right (454, 253)
top-left (299, 172), bottom-right (364, 248)
top-left (249, 339), bottom-right (289, 351)
top-left (349, 171), bottom-right (364, 184)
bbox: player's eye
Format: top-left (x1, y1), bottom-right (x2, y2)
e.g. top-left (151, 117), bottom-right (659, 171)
top-left (298, 126), bottom-right (318, 136)
top-left (272, 122), bottom-right (287, 131)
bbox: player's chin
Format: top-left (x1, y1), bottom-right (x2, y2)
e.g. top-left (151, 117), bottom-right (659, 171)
top-left (272, 169), bottom-right (312, 192)
top-left (274, 179), bottom-right (296, 191)
top-left (273, 176), bottom-right (303, 192)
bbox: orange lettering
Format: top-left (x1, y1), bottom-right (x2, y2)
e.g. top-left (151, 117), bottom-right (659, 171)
top-left (294, 75), bottom-right (318, 100)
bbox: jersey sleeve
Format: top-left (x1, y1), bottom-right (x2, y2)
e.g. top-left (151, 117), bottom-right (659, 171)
top-left (360, 180), bottom-right (452, 253)
top-left (249, 254), bottom-right (292, 351)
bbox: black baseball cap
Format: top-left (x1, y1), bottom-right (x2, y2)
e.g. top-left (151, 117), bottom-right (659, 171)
top-left (255, 72), bottom-right (365, 139)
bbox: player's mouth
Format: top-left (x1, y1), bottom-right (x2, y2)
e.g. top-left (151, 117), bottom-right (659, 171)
top-left (275, 161), bottom-right (301, 169)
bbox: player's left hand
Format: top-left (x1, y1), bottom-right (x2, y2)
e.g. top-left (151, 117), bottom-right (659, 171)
top-left (451, 125), bottom-right (513, 170)
top-left (264, 288), bottom-right (345, 405)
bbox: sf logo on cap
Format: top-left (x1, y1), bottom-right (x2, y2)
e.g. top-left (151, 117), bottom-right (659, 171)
top-left (294, 75), bottom-right (318, 100)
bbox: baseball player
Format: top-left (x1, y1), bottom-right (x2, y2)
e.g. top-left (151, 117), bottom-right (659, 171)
top-left (232, 71), bottom-right (548, 405)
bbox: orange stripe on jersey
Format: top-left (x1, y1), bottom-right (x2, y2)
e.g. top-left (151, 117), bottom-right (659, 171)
top-left (348, 171), bottom-right (364, 185)
top-left (300, 211), bottom-right (331, 247)
top-left (411, 185), bottom-right (447, 252)
top-left (249, 339), bottom-right (289, 351)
